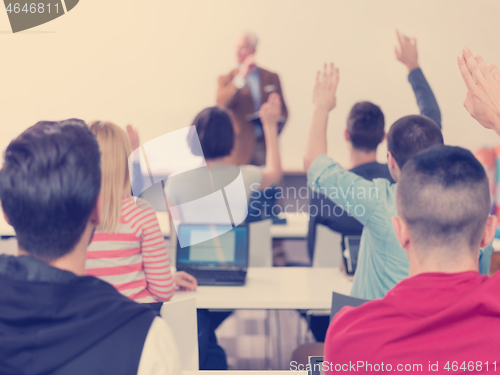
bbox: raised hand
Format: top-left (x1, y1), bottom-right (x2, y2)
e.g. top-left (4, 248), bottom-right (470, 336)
top-left (260, 92), bottom-right (282, 129)
top-left (395, 30), bottom-right (419, 72)
top-left (313, 62), bottom-right (339, 113)
top-left (259, 92), bottom-right (283, 189)
top-left (126, 124), bottom-right (140, 151)
top-left (458, 47), bottom-right (500, 135)
top-left (238, 53), bottom-right (256, 77)
top-left (304, 63), bottom-right (339, 171)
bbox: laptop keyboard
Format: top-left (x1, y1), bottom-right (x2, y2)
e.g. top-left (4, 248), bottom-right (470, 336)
top-left (187, 270), bottom-right (246, 282)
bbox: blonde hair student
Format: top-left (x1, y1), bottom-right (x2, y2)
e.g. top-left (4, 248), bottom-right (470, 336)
top-left (89, 121), bottom-right (132, 232)
top-left (85, 121), bottom-right (197, 303)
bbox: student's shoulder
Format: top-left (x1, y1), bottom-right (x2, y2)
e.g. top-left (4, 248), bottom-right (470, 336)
top-left (237, 164), bottom-right (262, 181)
top-left (308, 155), bottom-right (347, 184)
top-left (309, 155), bottom-right (394, 196)
top-left (123, 196), bottom-right (156, 216)
top-left (138, 317), bottom-right (181, 375)
top-left (326, 299), bottom-right (389, 348)
top-left (145, 317), bottom-right (176, 343)
top-left (372, 177), bottom-right (398, 202)
top-left (240, 164), bottom-right (262, 176)
top-left (484, 271), bottom-right (500, 296)
top-left (309, 154), bottom-right (338, 171)
top-left (331, 298), bottom-right (387, 327)
top-left (465, 273), bottom-right (500, 318)
top-left (371, 176), bottom-right (396, 190)
top-left (310, 155), bottom-right (391, 183)
top-left (351, 162), bottom-right (394, 183)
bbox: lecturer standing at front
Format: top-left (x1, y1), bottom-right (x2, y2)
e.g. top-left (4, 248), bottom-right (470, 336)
top-left (216, 32), bottom-right (288, 166)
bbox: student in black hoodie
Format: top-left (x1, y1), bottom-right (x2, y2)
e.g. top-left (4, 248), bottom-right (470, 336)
top-left (0, 119), bottom-right (180, 375)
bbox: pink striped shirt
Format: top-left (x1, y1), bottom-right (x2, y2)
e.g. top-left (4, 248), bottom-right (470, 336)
top-left (86, 196), bottom-right (175, 303)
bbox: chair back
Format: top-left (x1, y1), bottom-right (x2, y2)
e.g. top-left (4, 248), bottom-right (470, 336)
top-left (248, 219), bottom-right (273, 267)
top-left (312, 224), bottom-right (342, 268)
top-left (341, 235), bottom-right (362, 275)
top-left (330, 291), bottom-right (368, 321)
top-left (160, 296), bottom-right (199, 370)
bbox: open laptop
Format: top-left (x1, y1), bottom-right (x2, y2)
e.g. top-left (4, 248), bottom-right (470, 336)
top-left (176, 223), bottom-right (249, 286)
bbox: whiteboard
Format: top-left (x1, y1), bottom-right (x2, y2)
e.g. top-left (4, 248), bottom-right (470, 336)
top-left (1, 0), bottom-right (499, 171)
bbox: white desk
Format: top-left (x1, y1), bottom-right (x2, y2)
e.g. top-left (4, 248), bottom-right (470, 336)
top-left (156, 211), bottom-right (310, 240)
top-left (170, 267), bottom-right (352, 310)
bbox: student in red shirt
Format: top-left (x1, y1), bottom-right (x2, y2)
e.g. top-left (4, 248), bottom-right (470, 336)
top-left (324, 145), bottom-right (500, 374)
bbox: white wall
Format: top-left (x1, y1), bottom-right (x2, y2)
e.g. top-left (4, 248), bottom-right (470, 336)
top-left (1, 0), bottom-right (499, 170)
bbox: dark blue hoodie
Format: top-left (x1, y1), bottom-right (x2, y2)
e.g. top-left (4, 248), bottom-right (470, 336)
top-left (0, 255), bottom-right (156, 375)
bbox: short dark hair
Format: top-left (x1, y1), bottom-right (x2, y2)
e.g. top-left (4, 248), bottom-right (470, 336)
top-left (397, 145), bottom-right (490, 251)
top-left (387, 115), bottom-right (443, 169)
top-left (347, 102), bottom-right (385, 151)
top-left (0, 119), bottom-right (101, 261)
top-left (189, 107), bottom-right (234, 159)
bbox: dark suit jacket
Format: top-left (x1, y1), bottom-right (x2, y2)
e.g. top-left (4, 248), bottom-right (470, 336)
top-left (216, 67), bottom-right (288, 165)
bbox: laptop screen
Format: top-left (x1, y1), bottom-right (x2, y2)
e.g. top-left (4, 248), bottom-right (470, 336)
top-left (176, 224), bottom-right (248, 269)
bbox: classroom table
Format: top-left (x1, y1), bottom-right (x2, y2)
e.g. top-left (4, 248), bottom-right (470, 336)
top-left (172, 267), bottom-right (346, 370)
top-left (130, 212), bottom-right (500, 250)
top-left (170, 267), bottom-right (352, 310)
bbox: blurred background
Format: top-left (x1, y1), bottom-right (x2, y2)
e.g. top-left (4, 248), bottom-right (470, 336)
top-left (0, 0), bottom-right (499, 171)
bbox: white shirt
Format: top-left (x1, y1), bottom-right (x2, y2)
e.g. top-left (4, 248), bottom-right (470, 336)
top-left (138, 317), bottom-right (181, 375)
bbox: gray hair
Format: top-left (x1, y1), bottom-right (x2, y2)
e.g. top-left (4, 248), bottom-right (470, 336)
top-left (242, 32), bottom-right (258, 49)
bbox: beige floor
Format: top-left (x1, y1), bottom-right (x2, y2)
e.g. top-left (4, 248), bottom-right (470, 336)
top-left (216, 309), bottom-right (315, 370)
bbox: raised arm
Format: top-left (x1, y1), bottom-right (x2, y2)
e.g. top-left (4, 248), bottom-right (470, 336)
top-left (305, 63), bottom-right (386, 226)
top-left (304, 63), bottom-right (339, 172)
top-left (396, 30), bottom-right (442, 127)
top-left (216, 74), bottom-right (240, 109)
top-left (259, 92), bottom-right (283, 189)
top-left (458, 47), bottom-right (500, 135)
top-left (216, 54), bottom-right (256, 109)
top-left (272, 73), bottom-right (289, 133)
top-left (457, 48), bottom-right (500, 273)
